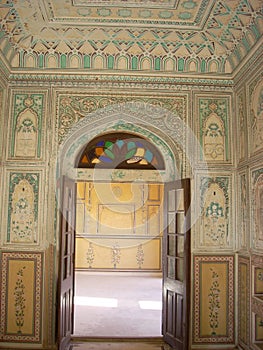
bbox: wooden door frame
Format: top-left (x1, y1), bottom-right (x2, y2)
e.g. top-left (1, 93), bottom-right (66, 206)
top-left (58, 178), bottom-right (191, 348)
top-left (162, 179), bottom-right (191, 349)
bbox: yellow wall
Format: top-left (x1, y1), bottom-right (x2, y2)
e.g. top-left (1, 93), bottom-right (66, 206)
top-left (75, 182), bottom-right (163, 271)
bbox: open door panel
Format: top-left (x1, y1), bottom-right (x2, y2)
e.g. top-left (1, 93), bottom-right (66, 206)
top-left (58, 176), bottom-right (76, 350)
top-left (162, 179), bottom-right (191, 350)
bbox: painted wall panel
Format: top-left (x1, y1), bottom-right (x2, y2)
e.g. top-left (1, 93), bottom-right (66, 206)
top-left (236, 88), bottom-right (248, 163)
top-left (237, 171), bottom-right (249, 251)
top-left (251, 255), bottom-right (263, 349)
top-left (8, 93), bottom-right (46, 160)
top-left (0, 251), bottom-right (42, 343)
top-left (193, 255), bottom-right (235, 344)
top-left (196, 96), bottom-right (231, 163)
top-left (248, 75), bottom-right (263, 156)
top-left (5, 171), bottom-right (41, 244)
top-left (195, 173), bottom-right (233, 250)
top-left (0, 89), bottom-right (3, 162)
top-left (251, 167), bottom-right (263, 250)
top-left (238, 256), bottom-right (250, 348)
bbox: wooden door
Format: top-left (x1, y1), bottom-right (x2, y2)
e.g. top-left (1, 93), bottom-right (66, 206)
top-left (162, 179), bottom-right (191, 349)
top-left (58, 176), bottom-right (76, 350)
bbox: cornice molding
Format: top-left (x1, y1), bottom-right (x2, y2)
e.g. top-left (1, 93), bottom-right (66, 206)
top-left (7, 72), bottom-right (234, 90)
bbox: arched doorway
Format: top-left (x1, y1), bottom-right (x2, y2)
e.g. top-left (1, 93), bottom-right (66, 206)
top-left (73, 132), bottom-right (165, 338)
top-left (57, 103), bottom-right (191, 349)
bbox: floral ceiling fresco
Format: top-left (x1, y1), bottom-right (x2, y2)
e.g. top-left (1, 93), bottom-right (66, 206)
top-left (0, 0), bottom-right (262, 73)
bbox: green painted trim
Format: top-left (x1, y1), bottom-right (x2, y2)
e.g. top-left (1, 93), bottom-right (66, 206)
top-left (39, 54), bottom-right (44, 69)
top-left (0, 30), bottom-right (6, 39)
top-left (178, 58), bottom-right (184, 71)
top-left (251, 23), bottom-right (260, 39)
top-left (84, 55), bottom-right (91, 68)
top-left (132, 57), bottom-right (138, 70)
top-left (154, 57), bottom-right (161, 71)
top-left (19, 51), bottom-right (24, 68)
top-left (241, 37), bottom-right (249, 52)
top-left (108, 55), bottom-right (114, 69)
top-left (201, 59), bottom-right (206, 73)
top-left (60, 54), bottom-right (67, 68)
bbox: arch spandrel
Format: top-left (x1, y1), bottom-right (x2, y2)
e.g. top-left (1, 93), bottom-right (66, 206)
top-left (57, 101), bottom-right (201, 182)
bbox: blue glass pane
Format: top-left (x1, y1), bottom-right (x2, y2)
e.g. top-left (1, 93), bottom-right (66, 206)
top-left (127, 141), bottom-right (136, 150)
top-left (100, 156), bottom-right (113, 163)
top-left (144, 149), bottom-right (153, 162)
top-left (116, 140), bottom-right (124, 148)
top-left (97, 141), bottom-right (104, 146)
top-left (136, 142), bottom-right (143, 148)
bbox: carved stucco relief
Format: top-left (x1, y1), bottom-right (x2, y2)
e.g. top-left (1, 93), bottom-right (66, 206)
top-left (56, 94), bottom-right (195, 181)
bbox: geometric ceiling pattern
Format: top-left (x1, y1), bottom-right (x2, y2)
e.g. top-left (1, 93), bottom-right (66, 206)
top-left (0, 0), bottom-right (262, 73)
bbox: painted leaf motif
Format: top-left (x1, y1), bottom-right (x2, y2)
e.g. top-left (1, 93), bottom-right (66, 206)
top-left (125, 148), bottom-right (137, 160)
top-left (104, 148), bottom-right (115, 160)
top-left (105, 141), bottom-right (113, 148)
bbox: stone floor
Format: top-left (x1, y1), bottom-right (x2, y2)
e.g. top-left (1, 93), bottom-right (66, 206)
top-left (71, 272), bottom-right (239, 350)
top-left (69, 339), bottom-right (239, 350)
top-left (69, 338), bottom-right (169, 350)
top-left (74, 271), bottom-right (162, 337)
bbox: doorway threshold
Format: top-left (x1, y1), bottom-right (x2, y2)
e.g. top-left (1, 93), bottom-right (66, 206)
top-left (71, 336), bottom-right (164, 343)
top-left (70, 336), bottom-right (169, 350)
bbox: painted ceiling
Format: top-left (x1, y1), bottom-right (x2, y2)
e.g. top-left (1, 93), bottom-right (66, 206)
top-left (0, 0), bottom-right (262, 74)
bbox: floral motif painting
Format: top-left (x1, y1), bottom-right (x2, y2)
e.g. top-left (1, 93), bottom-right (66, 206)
top-left (193, 255), bottom-right (234, 344)
top-left (0, 252), bottom-right (42, 342)
top-left (199, 176), bottom-right (231, 248)
top-left (7, 172), bottom-right (40, 243)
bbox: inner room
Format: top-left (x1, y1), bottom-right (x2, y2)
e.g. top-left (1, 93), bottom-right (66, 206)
top-left (74, 180), bottom-right (164, 337)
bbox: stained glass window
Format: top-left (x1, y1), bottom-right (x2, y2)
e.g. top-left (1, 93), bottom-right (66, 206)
top-left (76, 132), bottom-right (165, 169)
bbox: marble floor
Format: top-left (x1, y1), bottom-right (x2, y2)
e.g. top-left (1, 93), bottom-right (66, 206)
top-left (73, 271), bottom-right (163, 338)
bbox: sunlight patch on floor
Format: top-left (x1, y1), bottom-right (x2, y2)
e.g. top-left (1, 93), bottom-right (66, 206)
top-left (74, 296), bottom-right (118, 307)
top-left (138, 301), bottom-right (162, 310)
